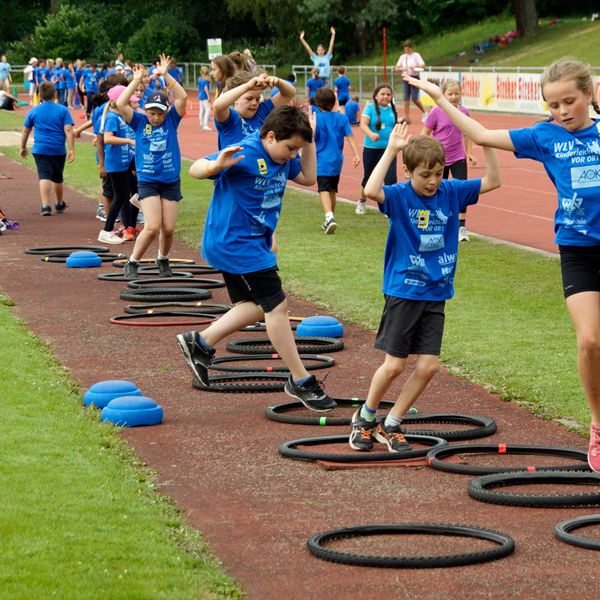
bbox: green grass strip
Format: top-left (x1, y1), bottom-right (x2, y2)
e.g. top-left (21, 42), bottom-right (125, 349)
top-left (2, 138), bottom-right (586, 432)
top-left (0, 295), bottom-right (239, 599)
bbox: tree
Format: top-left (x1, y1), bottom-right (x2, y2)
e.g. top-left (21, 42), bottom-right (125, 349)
top-left (512, 0), bottom-right (539, 37)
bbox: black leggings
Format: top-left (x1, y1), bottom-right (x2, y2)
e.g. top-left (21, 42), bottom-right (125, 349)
top-left (104, 162), bottom-right (138, 231)
top-left (361, 146), bottom-right (397, 188)
top-left (444, 159), bottom-right (468, 214)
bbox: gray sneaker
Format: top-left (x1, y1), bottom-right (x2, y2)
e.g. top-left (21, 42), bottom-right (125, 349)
top-left (284, 375), bottom-right (336, 412)
top-left (156, 256), bottom-right (173, 277)
top-left (322, 215), bottom-right (337, 234)
top-left (176, 331), bottom-right (215, 387)
top-left (123, 260), bottom-right (139, 280)
top-left (349, 410), bottom-right (376, 451)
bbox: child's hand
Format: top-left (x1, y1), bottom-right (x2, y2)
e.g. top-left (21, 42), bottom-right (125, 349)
top-left (248, 73), bottom-right (268, 90)
top-left (388, 121), bottom-right (411, 152)
top-left (468, 154), bottom-right (478, 166)
top-left (132, 64), bottom-right (146, 81)
top-left (265, 75), bottom-right (280, 89)
top-left (403, 75), bottom-right (442, 101)
top-left (306, 106), bottom-right (317, 133)
top-left (215, 146), bottom-right (245, 170)
top-left (299, 31), bottom-right (305, 40)
top-left (74, 129), bottom-right (81, 138)
top-left (156, 54), bottom-right (170, 77)
top-left (20, 147), bottom-right (28, 158)
top-left (369, 132), bottom-right (380, 142)
top-left (330, 26), bottom-right (336, 35)
top-left (352, 154), bottom-right (360, 168)
top-left (66, 150), bottom-right (75, 163)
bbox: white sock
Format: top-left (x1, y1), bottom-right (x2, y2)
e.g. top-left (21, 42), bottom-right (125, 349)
top-left (325, 211), bottom-right (334, 220)
top-left (157, 253), bottom-right (168, 260)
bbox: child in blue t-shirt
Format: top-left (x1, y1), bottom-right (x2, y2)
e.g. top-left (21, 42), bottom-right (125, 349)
top-left (82, 63), bottom-right (101, 117)
top-left (306, 67), bottom-right (324, 105)
top-left (20, 81), bottom-right (75, 216)
top-left (116, 55), bottom-right (188, 278)
top-left (313, 87), bottom-right (360, 234)
top-left (405, 58), bottom-right (600, 470)
top-left (348, 123), bottom-right (500, 453)
top-left (197, 66), bottom-right (211, 131)
top-left (213, 70), bottom-right (296, 150)
top-left (345, 96), bottom-right (360, 126)
top-left (333, 66), bottom-right (351, 112)
top-left (177, 106), bottom-right (336, 412)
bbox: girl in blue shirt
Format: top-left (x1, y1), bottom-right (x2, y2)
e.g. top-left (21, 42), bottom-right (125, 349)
top-left (305, 67), bottom-right (324, 105)
top-left (406, 57), bottom-right (600, 471)
top-left (116, 55), bottom-right (188, 278)
top-left (197, 66), bottom-right (211, 131)
top-left (356, 84), bottom-right (398, 214)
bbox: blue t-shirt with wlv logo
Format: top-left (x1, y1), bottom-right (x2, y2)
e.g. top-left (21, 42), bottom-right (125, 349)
top-left (509, 120), bottom-right (600, 246)
top-left (129, 109), bottom-right (182, 183)
top-left (202, 131), bottom-right (302, 274)
top-left (215, 99), bottom-right (275, 150)
top-left (314, 110), bottom-right (352, 176)
top-left (102, 110), bottom-right (134, 173)
top-left (23, 102), bottom-right (74, 155)
top-left (380, 178), bottom-right (481, 301)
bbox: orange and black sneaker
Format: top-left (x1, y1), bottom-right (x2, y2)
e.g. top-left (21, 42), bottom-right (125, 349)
top-left (349, 410), bottom-right (376, 451)
top-left (375, 420), bottom-right (412, 453)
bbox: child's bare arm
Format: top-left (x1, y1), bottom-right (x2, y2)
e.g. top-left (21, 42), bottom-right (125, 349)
top-left (479, 146), bottom-right (501, 194)
top-left (64, 124), bottom-right (75, 162)
top-left (20, 127), bottom-right (31, 157)
top-left (293, 109), bottom-right (317, 186)
top-left (157, 54), bottom-right (187, 117)
top-left (299, 31), bottom-right (314, 57)
top-left (364, 122), bottom-right (410, 203)
top-left (269, 76), bottom-right (296, 106)
top-left (213, 74), bottom-right (268, 122)
top-left (327, 26), bottom-right (336, 55)
top-left (189, 146), bottom-right (245, 180)
top-left (420, 126), bottom-right (432, 136)
top-left (359, 113), bottom-right (379, 143)
top-left (116, 64), bottom-right (144, 122)
top-left (346, 133), bottom-right (360, 168)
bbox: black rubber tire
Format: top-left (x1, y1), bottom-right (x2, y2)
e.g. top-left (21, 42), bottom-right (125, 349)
top-left (139, 264), bottom-right (221, 275)
top-left (468, 471), bottom-right (600, 507)
top-left (126, 277), bottom-right (225, 289)
top-left (119, 288), bottom-right (212, 302)
top-left (42, 252), bottom-right (127, 263)
top-left (209, 353), bottom-right (334, 373)
top-left (26, 245), bottom-right (110, 255)
top-left (192, 372), bottom-right (288, 393)
top-left (265, 402), bottom-right (495, 440)
top-left (427, 443), bottom-right (590, 475)
top-left (110, 312), bottom-right (218, 326)
top-left (555, 514), bottom-right (600, 550)
top-left (240, 317), bottom-right (302, 332)
top-left (124, 301), bottom-right (230, 315)
top-left (226, 336), bottom-right (344, 355)
top-left (112, 257), bottom-right (195, 267)
top-left (278, 434), bottom-right (447, 463)
top-left (98, 271), bottom-right (193, 281)
top-left (307, 523), bottom-right (515, 568)
top-left (266, 398), bottom-right (395, 426)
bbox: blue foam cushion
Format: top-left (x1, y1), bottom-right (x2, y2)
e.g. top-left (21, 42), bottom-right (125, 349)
top-left (83, 380), bottom-right (142, 408)
top-left (66, 251), bottom-right (102, 268)
top-left (297, 315), bottom-right (344, 338)
top-left (101, 396), bottom-right (164, 427)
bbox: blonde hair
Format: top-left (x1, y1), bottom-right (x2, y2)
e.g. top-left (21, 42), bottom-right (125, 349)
top-left (200, 66), bottom-right (209, 77)
top-left (541, 56), bottom-right (600, 115)
top-left (442, 79), bottom-right (461, 94)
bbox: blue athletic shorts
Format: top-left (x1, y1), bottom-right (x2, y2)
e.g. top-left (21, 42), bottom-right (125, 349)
top-left (138, 178), bottom-right (182, 202)
top-left (33, 153), bottom-right (66, 183)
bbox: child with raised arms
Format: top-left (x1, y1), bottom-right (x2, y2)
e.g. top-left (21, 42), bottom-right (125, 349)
top-left (116, 55), bottom-right (188, 279)
top-left (313, 87), bottom-right (360, 234)
top-left (422, 79), bottom-right (477, 242)
top-left (405, 57), bottom-right (600, 470)
top-left (177, 106), bottom-right (336, 412)
top-left (349, 124), bottom-right (500, 452)
top-left (213, 70), bottom-right (296, 150)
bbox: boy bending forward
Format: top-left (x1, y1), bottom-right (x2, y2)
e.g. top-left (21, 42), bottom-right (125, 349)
top-left (178, 106), bottom-right (336, 412)
top-left (349, 123), bottom-right (500, 452)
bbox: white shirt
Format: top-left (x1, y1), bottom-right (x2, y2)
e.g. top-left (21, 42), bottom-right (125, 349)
top-left (395, 52), bottom-right (425, 76)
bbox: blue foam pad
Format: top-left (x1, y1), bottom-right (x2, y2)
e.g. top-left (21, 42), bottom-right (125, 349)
top-left (297, 315), bottom-right (344, 338)
top-left (101, 396), bottom-right (164, 427)
top-left (66, 250), bottom-right (102, 268)
top-left (83, 379), bottom-right (142, 408)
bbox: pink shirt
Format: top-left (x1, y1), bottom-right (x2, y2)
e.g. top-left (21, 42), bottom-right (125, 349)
top-left (424, 105), bottom-right (470, 165)
top-left (395, 52), bottom-right (424, 76)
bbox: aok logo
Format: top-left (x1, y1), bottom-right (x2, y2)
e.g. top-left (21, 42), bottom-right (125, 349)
top-left (571, 165), bottom-right (600, 189)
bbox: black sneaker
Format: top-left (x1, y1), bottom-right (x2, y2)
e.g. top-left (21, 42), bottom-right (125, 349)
top-left (156, 256), bottom-right (173, 277)
top-left (322, 216), bottom-right (337, 234)
top-left (123, 260), bottom-right (139, 280)
top-left (176, 331), bottom-right (215, 387)
top-left (374, 420), bottom-right (413, 452)
top-left (55, 202), bottom-right (67, 213)
top-left (284, 374), bottom-right (337, 412)
top-left (349, 409), bottom-right (376, 451)
top-left (41, 205), bottom-right (51, 216)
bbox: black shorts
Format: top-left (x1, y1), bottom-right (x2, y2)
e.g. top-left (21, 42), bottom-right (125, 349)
top-left (33, 153), bottom-right (66, 183)
top-left (361, 146), bottom-right (397, 188)
top-left (221, 268), bottom-right (286, 313)
top-left (374, 296), bottom-right (445, 358)
top-left (443, 159), bottom-right (467, 180)
top-left (317, 175), bottom-right (340, 193)
top-left (559, 245), bottom-right (600, 298)
top-left (101, 175), bottom-right (114, 199)
top-left (138, 179), bottom-right (182, 201)
top-left (338, 98), bottom-right (348, 106)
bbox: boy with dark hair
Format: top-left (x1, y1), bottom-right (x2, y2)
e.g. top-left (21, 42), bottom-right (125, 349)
top-left (20, 82), bottom-right (75, 215)
top-left (333, 66), bottom-right (351, 112)
top-left (348, 124), bottom-right (500, 452)
top-left (314, 87), bottom-right (360, 234)
top-left (213, 70), bottom-right (296, 149)
top-left (178, 105), bottom-right (336, 412)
